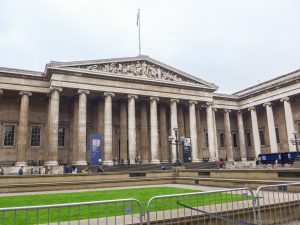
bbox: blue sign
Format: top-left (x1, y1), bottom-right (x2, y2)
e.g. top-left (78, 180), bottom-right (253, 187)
top-left (90, 134), bottom-right (102, 166)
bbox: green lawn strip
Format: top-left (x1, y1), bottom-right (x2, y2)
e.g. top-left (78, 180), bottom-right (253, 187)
top-left (0, 187), bottom-right (250, 225)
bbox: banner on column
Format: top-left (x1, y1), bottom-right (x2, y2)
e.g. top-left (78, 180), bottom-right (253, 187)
top-left (90, 134), bottom-right (102, 166)
top-left (183, 137), bottom-right (191, 162)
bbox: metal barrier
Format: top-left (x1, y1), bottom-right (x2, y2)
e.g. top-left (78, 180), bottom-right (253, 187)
top-left (256, 182), bottom-right (300, 225)
top-left (146, 188), bottom-right (257, 225)
top-left (0, 198), bottom-right (143, 225)
top-left (1, 183), bottom-right (300, 225)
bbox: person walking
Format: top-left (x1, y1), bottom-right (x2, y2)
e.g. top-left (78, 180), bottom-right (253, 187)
top-left (18, 166), bottom-right (24, 175)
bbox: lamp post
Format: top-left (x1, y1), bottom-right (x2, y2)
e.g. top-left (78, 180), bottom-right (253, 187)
top-left (168, 126), bottom-right (185, 166)
top-left (290, 132), bottom-right (300, 161)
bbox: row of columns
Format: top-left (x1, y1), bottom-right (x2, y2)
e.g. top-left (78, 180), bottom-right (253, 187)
top-left (247, 97), bottom-right (295, 157)
top-left (9, 86), bottom-right (296, 165)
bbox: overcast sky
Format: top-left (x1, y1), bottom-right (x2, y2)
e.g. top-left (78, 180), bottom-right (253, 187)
top-left (0, 0), bottom-right (299, 94)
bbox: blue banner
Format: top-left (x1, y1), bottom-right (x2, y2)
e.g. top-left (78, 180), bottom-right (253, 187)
top-left (90, 134), bottom-right (102, 166)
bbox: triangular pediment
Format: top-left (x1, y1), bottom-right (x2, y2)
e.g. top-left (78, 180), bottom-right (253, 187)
top-left (47, 55), bottom-right (218, 90)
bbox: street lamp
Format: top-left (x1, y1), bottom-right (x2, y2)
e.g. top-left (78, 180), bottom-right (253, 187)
top-left (168, 126), bottom-right (185, 166)
top-left (290, 132), bottom-right (300, 161)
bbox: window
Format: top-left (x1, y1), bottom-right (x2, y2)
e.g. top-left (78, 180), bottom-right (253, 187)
top-left (232, 133), bottom-right (238, 148)
top-left (259, 130), bottom-right (265, 146)
top-left (246, 132), bottom-right (251, 147)
top-left (205, 131), bottom-right (209, 147)
top-left (31, 126), bottom-right (41, 147)
top-left (4, 125), bottom-right (15, 146)
top-left (58, 127), bottom-right (65, 147)
top-left (275, 128), bottom-right (280, 144)
top-left (219, 133), bottom-right (225, 148)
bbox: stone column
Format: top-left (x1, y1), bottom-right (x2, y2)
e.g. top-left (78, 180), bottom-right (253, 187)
top-left (160, 103), bottom-right (169, 162)
top-left (196, 108), bottom-right (203, 161)
top-left (212, 108), bottom-right (219, 159)
top-left (97, 98), bottom-right (104, 136)
top-left (16, 91), bottom-right (32, 166)
top-left (224, 109), bottom-right (234, 161)
top-left (170, 99), bottom-right (179, 162)
top-left (73, 89), bottom-right (89, 165)
top-left (263, 102), bottom-right (278, 153)
top-left (140, 101), bottom-right (149, 163)
top-left (150, 96), bottom-right (160, 163)
top-left (249, 107), bottom-right (261, 157)
top-left (120, 99), bottom-right (128, 163)
top-left (237, 111), bottom-right (247, 161)
top-left (45, 87), bottom-right (62, 166)
top-left (177, 106), bottom-right (185, 161)
top-left (71, 97), bottom-right (79, 164)
top-left (206, 102), bottom-right (216, 160)
top-left (280, 97), bottom-right (295, 151)
top-left (189, 100), bottom-right (199, 162)
top-left (104, 92), bottom-right (115, 165)
top-left (128, 94), bottom-right (138, 163)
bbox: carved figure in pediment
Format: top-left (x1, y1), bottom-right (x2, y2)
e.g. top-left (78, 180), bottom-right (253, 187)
top-left (109, 63), bottom-right (117, 73)
top-left (134, 62), bottom-right (142, 75)
top-left (148, 65), bottom-right (157, 78)
top-left (103, 64), bottom-right (109, 72)
top-left (141, 61), bottom-right (148, 76)
top-left (117, 64), bottom-right (123, 73)
top-left (87, 65), bottom-right (98, 70)
top-left (157, 67), bottom-right (162, 79)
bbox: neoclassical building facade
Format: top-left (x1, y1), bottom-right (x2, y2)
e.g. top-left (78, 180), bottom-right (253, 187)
top-left (0, 55), bottom-right (299, 166)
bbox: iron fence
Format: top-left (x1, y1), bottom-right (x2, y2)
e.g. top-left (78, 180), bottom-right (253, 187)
top-left (1, 183), bottom-right (300, 225)
top-left (255, 182), bottom-right (300, 225)
top-left (146, 188), bottom-right (257, 225)
top-left (0, 198), bottom-right (143, 225)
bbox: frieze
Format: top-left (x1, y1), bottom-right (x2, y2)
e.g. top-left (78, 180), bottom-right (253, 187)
top-left (71, 61), bottom-right (198, 85)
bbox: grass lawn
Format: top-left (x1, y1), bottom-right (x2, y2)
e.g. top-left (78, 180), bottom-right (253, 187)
top-left (0, 187), bottom-right (249, 224)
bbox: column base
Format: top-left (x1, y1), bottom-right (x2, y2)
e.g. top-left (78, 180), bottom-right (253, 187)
top-left (72, 160), bottom-right (87, 166)
top-left (142, 160), bottom-right (150, 164)
top-left (103, 160), bottom-right (113, 166)
top-left (241, 158), bottom-right (247, 161)
top-left (15, 161), bottom-right (27, 167)
top-left (161, 160), bottom-right (170, 163)
top-left (192, 159), bottom-right (200, 163)
top-left (151, 159), bottom-right (160, 164)
top-left (44, 161), bottom-right (58, 166)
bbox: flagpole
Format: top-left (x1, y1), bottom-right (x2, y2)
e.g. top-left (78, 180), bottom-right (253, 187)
top-left (138, 9), bottom-right (141, 56)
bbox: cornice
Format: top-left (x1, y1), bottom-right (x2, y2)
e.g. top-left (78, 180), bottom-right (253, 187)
top-left (46, 55), bottom-right (219, 90)
top-left (47, 68), bottom-right (215, 92)
top-left (233, 69), bottom-right (300, 98)
top-left (0, 67), bottom-right (46, 80)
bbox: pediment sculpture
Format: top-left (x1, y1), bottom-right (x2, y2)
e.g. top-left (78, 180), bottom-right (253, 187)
top-left (72, 61), bottom-right (198, 85)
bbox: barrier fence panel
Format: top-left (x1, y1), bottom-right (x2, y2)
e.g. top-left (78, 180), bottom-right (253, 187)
top-left (0, 198), bottom-right (143, 225)
top-left (255, 182), bottom-right (300, 225)
top-left (146, 188), bottom-right (257, 225)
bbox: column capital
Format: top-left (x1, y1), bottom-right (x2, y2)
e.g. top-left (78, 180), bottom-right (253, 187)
top-left (50, 87), bottom-right (63, 93)
top-left (206, 101), bottom-right (214, 106)
top-left (188, 100), bottom-right (198, 105)
top-left (128, 94), bottom-right (138, 99)
top-left (248, 106), bottom-right (256, 111)
top-left (78, 89), bottom-right (90, 95)
top-left (280, 97), bottom-right (290, 103)
top-left (212, 107), bottom-right (218, 112)
top-left (170, 98), bottom-right (179, 103)
top-left (237, 109), bottom-right (244, 114)
top-left (263, 102), bottom-right (273, 107)
top-left (19, 91), bottom-right (32, 97)
top-left (104, 92), bottom-right (115, 97)
top-left (223, 109), bottom-right (231, 113)
top-left (149, 96), bottom-right (159, 101)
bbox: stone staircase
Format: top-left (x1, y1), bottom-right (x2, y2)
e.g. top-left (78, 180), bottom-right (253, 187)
top-left (88, 162), bottom-right (219, 172)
